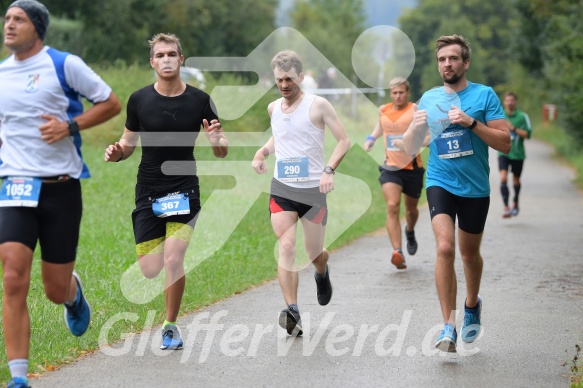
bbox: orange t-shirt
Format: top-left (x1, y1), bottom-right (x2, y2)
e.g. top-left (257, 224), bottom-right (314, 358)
top-left (379, 102), bottom-right (423, 170)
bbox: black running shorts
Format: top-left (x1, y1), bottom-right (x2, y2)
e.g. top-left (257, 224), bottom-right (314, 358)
top-left (426, 185), bottom-right (490, 234)
top-left (498, 155), bottom-right (524, 178)
top-left (131, 183), bottom-right (201, 245)
top-left (0, 178), bottom-right (82, 263)
top-left (378, 165), bottom-right (425, 199)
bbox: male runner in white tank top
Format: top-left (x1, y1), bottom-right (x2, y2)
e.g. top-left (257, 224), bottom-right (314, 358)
top-left (252, 50), bottom-right (350, 336)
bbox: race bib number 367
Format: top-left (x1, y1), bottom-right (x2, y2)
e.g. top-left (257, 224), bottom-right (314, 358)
top-left (0, 177), bottom-right (42, 207)
top-left (152, 193), bottom-right (190, 218)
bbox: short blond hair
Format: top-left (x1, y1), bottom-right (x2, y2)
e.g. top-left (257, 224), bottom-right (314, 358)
top-left (388, 77), bottom-right (410, 91)
top-left (271, 50), bottom-right (303, 74)
top-left (148, 33), bottom-right (182, 58)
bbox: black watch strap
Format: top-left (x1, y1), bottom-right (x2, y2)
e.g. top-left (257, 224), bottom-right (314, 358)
top-left (68, 119), bottom-right (79, 136)
top-left (468, 118), bottom-right (477, 130)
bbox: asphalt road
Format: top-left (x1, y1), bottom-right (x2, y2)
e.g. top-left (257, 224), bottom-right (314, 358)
top-left (31, 139), bottom-right (583, 387)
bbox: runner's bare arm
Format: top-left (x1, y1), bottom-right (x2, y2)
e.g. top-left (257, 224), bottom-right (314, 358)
top-left (318, 97), bottom-right (350, 170)
top-left (403, 103), bottom-right (428, 155)
top-left (448, 105), bottom-right (511, 154)
top-left (252, 136), bottom-right (275, 174)
top-left (104, 128), bottom-right (139, 162)
top-left (203, 119), bottom-right (228, 158)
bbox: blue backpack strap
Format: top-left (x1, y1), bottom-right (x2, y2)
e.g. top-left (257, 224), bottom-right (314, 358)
top-left (46, 48), bottom-right (91, 178)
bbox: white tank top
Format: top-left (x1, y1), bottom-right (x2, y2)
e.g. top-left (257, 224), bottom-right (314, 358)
top-left (272, 94), bottom-right (325, 188)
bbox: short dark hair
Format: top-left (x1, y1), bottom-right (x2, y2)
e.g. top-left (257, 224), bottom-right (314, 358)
top-left (504, 91), bottom-right (518, 100)
top-left (435, 34), bottom-right (471, 62)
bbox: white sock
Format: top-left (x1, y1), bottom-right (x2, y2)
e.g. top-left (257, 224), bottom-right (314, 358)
top-left (8, 359), bottom-right (28, 379)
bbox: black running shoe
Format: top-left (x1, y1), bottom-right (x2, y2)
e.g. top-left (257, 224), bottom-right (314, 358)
top-left (279, 306), bottom-right (303, 336)
top-left (405, 225), bottom-right (418, 255)
top-left (315, 265), bottom-right (333, 306)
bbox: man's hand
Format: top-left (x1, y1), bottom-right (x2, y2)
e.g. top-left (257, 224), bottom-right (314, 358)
top-left (320, 172), bottom-right (334, 194)
top-left (449, 105), bottom-right (473, 127)
top-left (203, 119), bottom-right (224, 144)
top-left (251, 151), bottom-right (268, 174)
top-left (364, 138), bottom-right (375, 152)
top-left (104, 142), bottom-right (123, 162)
top-left (39, 114), bottom-right (69, 144)
top-left (391, 138), bottom-right (405, 151)
top-left (413, 105), bottom-right (428, 131)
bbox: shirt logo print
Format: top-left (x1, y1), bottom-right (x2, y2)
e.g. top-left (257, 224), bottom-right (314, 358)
top-left (163, 110), bottom-right (178, 120)
top-left (26, 74), bottom-right (40, 93)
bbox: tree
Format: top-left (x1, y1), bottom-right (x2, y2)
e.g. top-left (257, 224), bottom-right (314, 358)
top-left (399, 0), bottom-right (516, 99)
top-left (2, 0), bottom-right (277, 64)
top-left (290, 0), bottom-right (367, 81)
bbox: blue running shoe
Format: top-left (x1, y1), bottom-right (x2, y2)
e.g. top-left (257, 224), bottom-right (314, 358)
top-left (160, 324), bottom-right (184, 350)
top-left (64, 271), bottom-right (92, 337)
top-left (435, 323), bottom-right (457, 353)
top-left (461, 296), bottom-right (482, 343)
top-left (7, 377), bottom-right (30, 388)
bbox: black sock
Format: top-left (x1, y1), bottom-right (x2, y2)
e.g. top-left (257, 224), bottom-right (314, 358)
top-left (405, 226), bottom-right (415, 239)
top-left (500, 183), bottom-right (509, 206)
top-left (513, 184), bottom-right (521, 205)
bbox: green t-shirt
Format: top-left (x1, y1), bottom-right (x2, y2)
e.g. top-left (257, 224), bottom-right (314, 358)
top-left (499, 108), bottom-right (532, 160)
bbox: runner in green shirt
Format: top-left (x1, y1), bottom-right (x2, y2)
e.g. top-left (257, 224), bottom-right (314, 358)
top-left (498, 92), bottom-right (532, 217)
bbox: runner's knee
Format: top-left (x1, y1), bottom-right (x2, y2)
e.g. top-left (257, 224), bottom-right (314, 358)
top-left (387, 202), bottom-right (400, 217)
top-left (44, 282), bottom-right (69, 304)
top-left (138, 253), bottom-right (164, 279)
top-left (164, 253), bottom-right (185, 273)
top-left (436, 241), bottom-right (455, 260)
top-left (279, 240), bottom-right (296, 258)
top-left (2, 269), bottom-right (29, 298)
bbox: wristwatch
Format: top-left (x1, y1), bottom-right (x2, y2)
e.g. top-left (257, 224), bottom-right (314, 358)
top-left (68, 119), bottom-right (80, 136)
top-left (323, 166), bottom-right (335, 175)
top-left (468, 118), bottom-right (477, 130)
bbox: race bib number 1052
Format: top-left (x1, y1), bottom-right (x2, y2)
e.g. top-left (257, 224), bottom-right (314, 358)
top-left (0, 177), bottom-right (42, 207)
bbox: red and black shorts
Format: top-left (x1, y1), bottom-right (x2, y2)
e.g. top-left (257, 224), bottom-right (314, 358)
top-left (269, 178), bottom-right (328, 225)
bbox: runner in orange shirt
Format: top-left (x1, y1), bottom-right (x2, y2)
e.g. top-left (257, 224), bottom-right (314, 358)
top-left (365, 78), bottom-right (427, 270)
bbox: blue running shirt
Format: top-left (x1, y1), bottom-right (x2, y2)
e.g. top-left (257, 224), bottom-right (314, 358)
top-left (418, 82), bottom-right (504, 197)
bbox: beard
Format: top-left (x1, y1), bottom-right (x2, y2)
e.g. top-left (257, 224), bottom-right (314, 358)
top-left (442, 71), bottom-right (462, 85)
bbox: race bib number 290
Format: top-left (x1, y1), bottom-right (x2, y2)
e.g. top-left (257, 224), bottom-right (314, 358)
top-left (277, 157), bottom-right (309, 182)
top-left (0, 177), bottom-right (42, 207)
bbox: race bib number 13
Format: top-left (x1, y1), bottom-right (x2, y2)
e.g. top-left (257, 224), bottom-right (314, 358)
top-left (436, 130), bottom-right (474, 159)
top-left (0, 177), bottom-right (42, 207)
